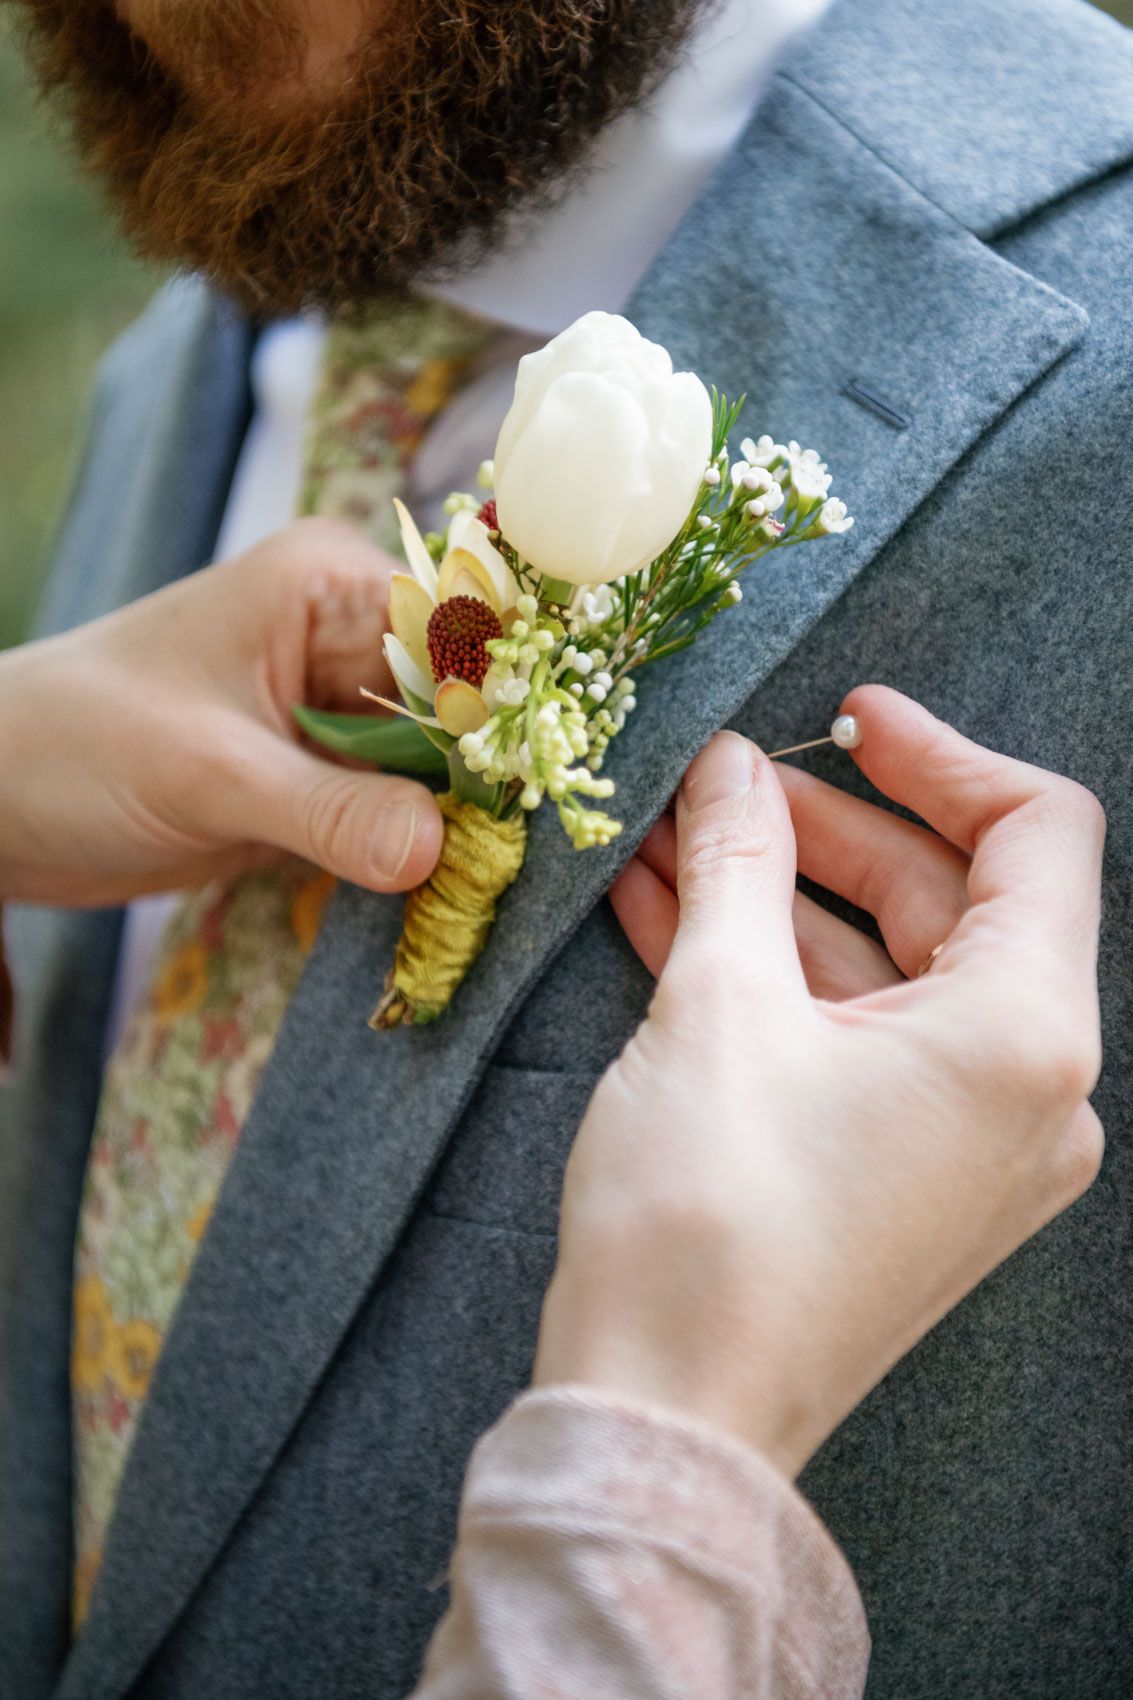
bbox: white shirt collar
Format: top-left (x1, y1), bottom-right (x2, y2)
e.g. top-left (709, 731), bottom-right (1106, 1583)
top-left (424, 0), bottom-right (831, 338)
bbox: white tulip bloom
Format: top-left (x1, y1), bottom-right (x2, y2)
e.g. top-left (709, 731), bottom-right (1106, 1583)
top-left (493, 311), bottom-right (713, 587)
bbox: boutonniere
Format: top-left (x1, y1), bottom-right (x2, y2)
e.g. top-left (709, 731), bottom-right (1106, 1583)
top-left (296, 311), bottom-right (853, 1028)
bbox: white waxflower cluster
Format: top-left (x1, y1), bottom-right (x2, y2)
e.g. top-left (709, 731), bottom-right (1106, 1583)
top-left (454, 592), bottom-right (624, 847)
top-left (559, 799), bottom-right (624, 850)
top-left (569, 583), bottom-right (619, 632)
top-left (456, 721), bottom-right (526, 786)
top-left (729, 458), bottom-right (786, 523)
top-left (815, 497), bottom-right (854, 535)
top-left (740, 434), bottom-right (785, 465)
top-left (581, 677), bottom-right (638, 771)
top-left (458, 700), bottom-right (619, 848)
top-left (546, 631), bottom-right (640, 770)
top-left (784, 441), bottom-right (833, 503)
top-left (733, 434), bottom-right (852, 539)
top-left (481, 593), bottom-right (555, 711)
top-left (739, 434), bottom-right (835, 506)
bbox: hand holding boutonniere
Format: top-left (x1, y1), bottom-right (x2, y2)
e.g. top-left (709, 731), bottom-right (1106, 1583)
top-left (296, 312), bottom-right (854, 1027)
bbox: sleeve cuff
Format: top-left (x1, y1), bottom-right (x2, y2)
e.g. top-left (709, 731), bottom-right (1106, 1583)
top-left (459, 1385), bottom-right (870, 1695)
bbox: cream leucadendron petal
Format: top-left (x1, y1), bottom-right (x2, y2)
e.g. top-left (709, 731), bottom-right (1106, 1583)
top-left (434, 678), bottom-right (490, 737)
top-left (437, 548), bottom-right (500, 607)
top-left (393, 497), bottom-right (439, 596)
top-left (445, 511), bottom-right (522, 609)
top-left (494, 312), bottom-right (712, 586)
top-left (359, 688), bottom-right (443, 729)
top-left (388, 574), bottom-right (434, 680)
top-left (383, 632), bottom-right (435, 711)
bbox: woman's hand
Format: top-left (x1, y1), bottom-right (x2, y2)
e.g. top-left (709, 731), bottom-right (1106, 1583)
top-left (0, 518), bottom-right (443, 906)
top-left (535, 686), bottom-right (1105, 1478)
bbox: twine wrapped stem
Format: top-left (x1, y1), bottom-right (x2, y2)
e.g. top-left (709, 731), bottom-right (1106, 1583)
top-left (371, 793), bottom-right (527, 1028)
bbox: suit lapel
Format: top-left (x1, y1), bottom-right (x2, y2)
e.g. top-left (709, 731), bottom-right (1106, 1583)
top-left (60, 59), bottom-right (1095, 1697)
top-left (0, 280), bottom-right (253, 1697)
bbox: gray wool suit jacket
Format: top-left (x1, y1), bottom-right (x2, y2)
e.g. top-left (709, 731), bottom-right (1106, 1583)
top-left (2, 0), bottom-right (1132, 1694)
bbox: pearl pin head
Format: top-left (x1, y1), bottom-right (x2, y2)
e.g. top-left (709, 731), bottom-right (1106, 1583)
top-left (830, 713), bottom-right (862, 750)
top-left (767, 713), bottom-right (864, 761)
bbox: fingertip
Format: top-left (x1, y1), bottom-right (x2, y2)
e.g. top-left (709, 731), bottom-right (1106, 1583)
top-left (366, 782), bottom-right (444, 891)
top-left (838, 683), bottom-right (923, 750)
top-left (286, 512), bottom-right (386, 561)
top-left (835, 685), bottom-right (933, 789)
top-left (679, 730), bottom-right (759, 816)
top-left (675, 733), bottom-right (793, 857)
top-left (637, 812), bottom-right (678, 889)
top-left (402, 785), bottom-right (446, 887)
top-left (277, 518), bottom-right (399, 618)
top-left (610, 856), bottom-right (679, 979)
top-left (839, 681), bottom-right (905, 713)
top-left (608, 856), bottom-right (642, 923)
top-left (670, 730), bottom-right (801, 985)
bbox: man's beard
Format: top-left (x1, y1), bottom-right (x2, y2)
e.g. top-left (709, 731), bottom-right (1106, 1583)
top-left (11, 1), bottom-right (705, 315)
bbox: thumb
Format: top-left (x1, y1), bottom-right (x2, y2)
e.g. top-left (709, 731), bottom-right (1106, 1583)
top-left (245, 737), bottom-right (444, 893)
top-left (666, 732), bottom-right (805, 1001)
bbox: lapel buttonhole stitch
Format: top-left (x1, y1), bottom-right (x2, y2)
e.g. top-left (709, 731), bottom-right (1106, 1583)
top-left (842, 380), bottom-right (911, 432)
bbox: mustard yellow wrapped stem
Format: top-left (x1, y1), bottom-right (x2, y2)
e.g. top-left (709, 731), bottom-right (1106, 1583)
top-left (371, 793), bottom-right (528, 1029)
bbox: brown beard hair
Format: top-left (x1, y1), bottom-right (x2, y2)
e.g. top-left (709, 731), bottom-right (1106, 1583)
top-left (7, 0), bottom-right (706, 316)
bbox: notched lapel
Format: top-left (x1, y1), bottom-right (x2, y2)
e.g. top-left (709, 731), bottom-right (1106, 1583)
top-left (63, 79), bottom-right (1089, 1700)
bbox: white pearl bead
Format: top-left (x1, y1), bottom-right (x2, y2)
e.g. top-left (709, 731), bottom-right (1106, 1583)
top-left (830, 713), bottom-right (862, 750)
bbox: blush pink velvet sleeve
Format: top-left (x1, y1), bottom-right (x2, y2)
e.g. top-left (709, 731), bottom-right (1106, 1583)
top-left (412, 1387), bottom-right (870, 1700)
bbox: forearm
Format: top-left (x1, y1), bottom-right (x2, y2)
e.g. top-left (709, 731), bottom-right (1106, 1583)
top-left (0, 641), bottom-right (46, 899)
top-left (0, 642), bottom-right (42, 1062)
top-left (0, 632), bottom-right (92, 901)
top-left (411, 1388), bottom-right (869, 1700)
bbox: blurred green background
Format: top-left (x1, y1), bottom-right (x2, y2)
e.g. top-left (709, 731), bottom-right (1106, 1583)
top-left (1, 3), bottom-right (1131, 649)
top-left (0, 14), bottom-right (163, 649)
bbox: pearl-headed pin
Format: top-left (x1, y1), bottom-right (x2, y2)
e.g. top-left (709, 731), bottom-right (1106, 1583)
top-left (768, 714), bottom-right (862, 760)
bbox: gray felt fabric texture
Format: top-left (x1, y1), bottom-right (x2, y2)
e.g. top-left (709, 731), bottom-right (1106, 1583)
top-left (1, 0), bottom-right (1131, 1694)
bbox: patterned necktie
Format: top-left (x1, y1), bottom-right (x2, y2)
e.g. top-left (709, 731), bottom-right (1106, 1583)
top-left (70, 294), bottom-right (497, 1629)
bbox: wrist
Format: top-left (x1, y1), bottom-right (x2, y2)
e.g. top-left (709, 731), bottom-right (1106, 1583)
top-left (534, 1272), bottom-right (818, 1481)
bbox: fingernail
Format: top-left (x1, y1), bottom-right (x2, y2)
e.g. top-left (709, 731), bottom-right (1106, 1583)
top-left (369, 797), bottom-right (419, 883)
top-left (683, 734), bottom-right (756, 812)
